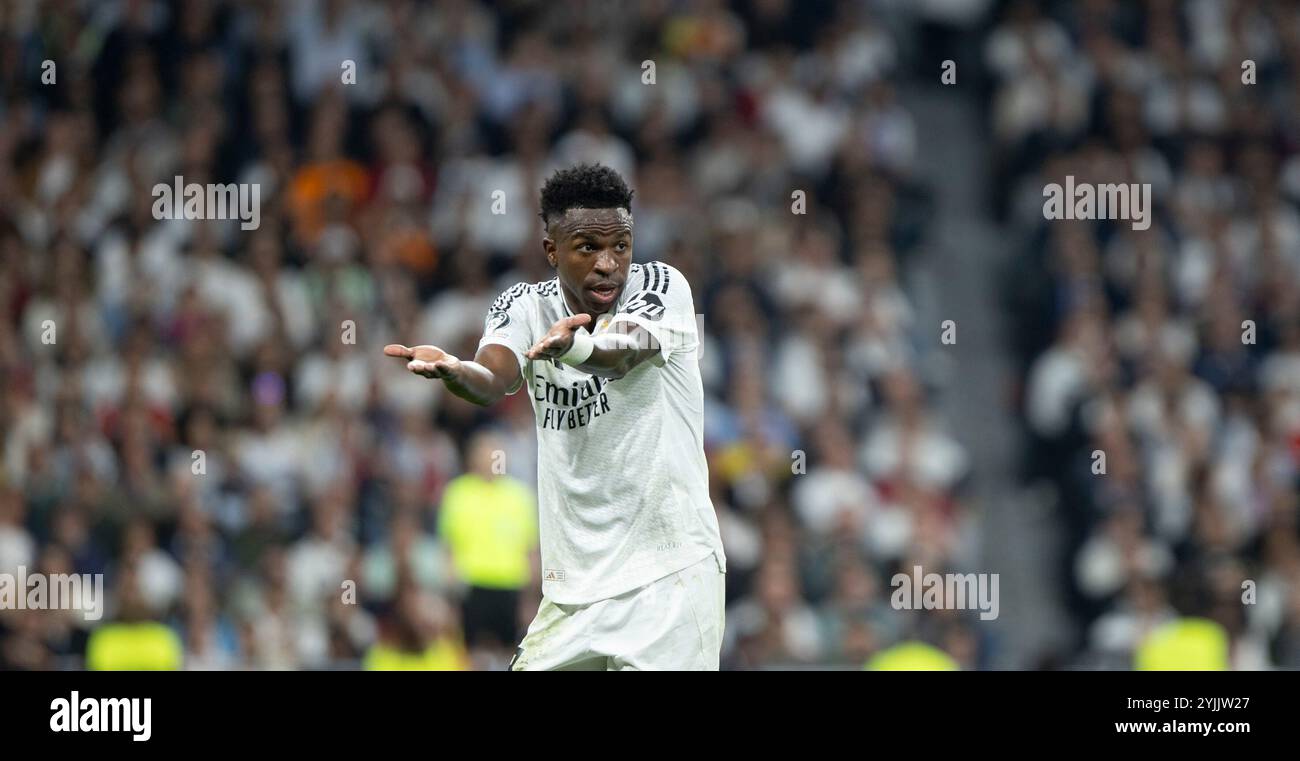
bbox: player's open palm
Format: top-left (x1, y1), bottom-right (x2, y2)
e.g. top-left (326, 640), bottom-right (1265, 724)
top-left (526, 314), bottom-right (592, 360)
top-left (384, 344), bottom-right (461, 380)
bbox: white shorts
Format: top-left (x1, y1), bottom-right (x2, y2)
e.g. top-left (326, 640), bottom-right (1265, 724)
top-left (509, 552), bottom-right (725, 671)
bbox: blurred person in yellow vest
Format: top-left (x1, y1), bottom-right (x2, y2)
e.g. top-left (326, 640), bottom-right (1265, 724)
top-left (865, 640), bottom-right (960, 671)
top-left (86, 562), bottom-right (183, 670)
top-left (363, 574), bottom-right (468, 671)
top-left (438, 430), bottom-right (537, 654)
top-left (1134, 617), bottom-right (1229, 670)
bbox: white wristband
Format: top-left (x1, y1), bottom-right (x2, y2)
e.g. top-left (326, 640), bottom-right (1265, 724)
top-left (558, 328), bottom-right (595, 366)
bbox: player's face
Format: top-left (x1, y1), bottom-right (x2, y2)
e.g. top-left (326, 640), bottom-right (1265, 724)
top-left (545, 207), bottom-right (633, 315)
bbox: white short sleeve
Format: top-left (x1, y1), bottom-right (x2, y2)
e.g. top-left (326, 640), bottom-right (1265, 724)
top-left (607, 262), bottom-right (698, 367)
top-left (477, 283), bottom-right (536, 394)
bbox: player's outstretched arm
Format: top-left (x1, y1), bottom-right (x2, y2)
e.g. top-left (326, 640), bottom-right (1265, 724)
top-left (524, 314), bottom-right (660, 380)
top-left (383, 343), bottom-right (522, 407)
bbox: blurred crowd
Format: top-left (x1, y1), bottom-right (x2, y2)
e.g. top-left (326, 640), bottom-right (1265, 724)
top-left (998, 0), bottom-right (1300, 668)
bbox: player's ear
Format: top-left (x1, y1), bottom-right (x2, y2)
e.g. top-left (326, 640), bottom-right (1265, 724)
top-left (542, 236), bottom-right (557, 268)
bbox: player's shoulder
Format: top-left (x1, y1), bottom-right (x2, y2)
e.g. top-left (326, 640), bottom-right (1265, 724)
top-left (630, 261), bottom-right (689, 297)
top-left (488, 278), bottom-right (559, 313)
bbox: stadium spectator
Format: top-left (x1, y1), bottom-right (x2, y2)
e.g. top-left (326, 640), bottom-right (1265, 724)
top-left (438, 430), bottom-right (537, 660)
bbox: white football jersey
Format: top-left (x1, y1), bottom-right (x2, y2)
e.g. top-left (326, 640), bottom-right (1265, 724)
top-left (478, 261), bottom-right (726, 605)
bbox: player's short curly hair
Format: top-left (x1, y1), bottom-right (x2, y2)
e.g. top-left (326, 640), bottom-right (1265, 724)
top-left (538, 163), bottom-right (634, 227)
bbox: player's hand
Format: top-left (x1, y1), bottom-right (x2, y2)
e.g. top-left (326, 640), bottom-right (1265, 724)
top-left (383, 344), bottom-right (461, 380)
top-left (525, 314), bottom-right (592, 360)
